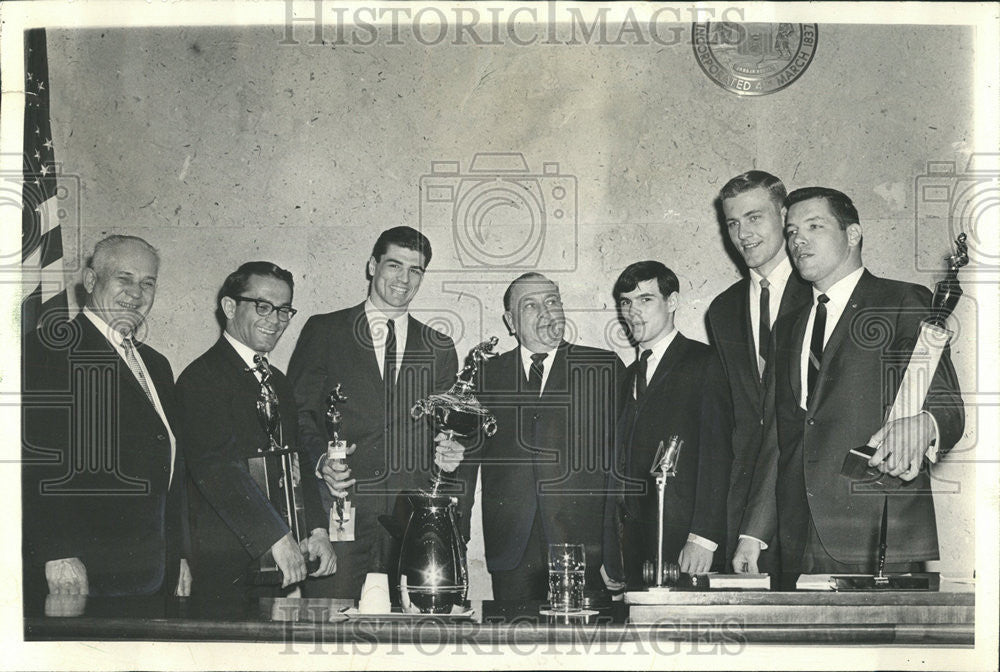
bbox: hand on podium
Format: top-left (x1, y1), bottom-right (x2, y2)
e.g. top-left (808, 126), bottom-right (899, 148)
top-left (271, 532), bottom-right (307, 588)
top-left (45, 557), bottom-right (89, 595)
top-left (678, 542), bottom-right (714, 574)
top-left (732, 538), bottom-right (762, 574)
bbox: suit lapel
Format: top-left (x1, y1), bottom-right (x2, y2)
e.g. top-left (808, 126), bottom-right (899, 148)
top-left (349, 302), bottom-right (383, 383)
top-left (737, 279), bottom-right (762, 380)
top-left (638, 334), bottom-right (687, 412)
top-left (809, 271), bottom-right (871, 408)
top-left (787, 307), bottom-right (810, 407)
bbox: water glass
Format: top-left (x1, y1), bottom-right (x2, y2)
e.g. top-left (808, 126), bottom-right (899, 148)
top-left (548, 543), bottom-right (585, 611)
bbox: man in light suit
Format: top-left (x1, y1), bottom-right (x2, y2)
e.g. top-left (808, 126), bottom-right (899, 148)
top-left (454, 273), bottom-right (624, 600)
top-left (703, 171), bottom-right (811, 574)
top-left (733, 187), bottom-right (964, 585)
top-left (177, 261), bottom-right (334, 605)
top-left (604, 261), bottom-right (731, 587)
top-left (22, 235), bottom-right (190, 602)
top-left (288, 226), bottom-right (461, 600)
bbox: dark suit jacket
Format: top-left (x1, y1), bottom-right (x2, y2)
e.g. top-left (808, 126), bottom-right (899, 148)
top-left (605, 333), bottom-right (731, 583)
top-left (176, 337), bottom-right (326, 592)
top-left (455, 342), bottom-right (624, 579)
top-left (287, 302), bottom-right (458, 581)
top-left (21, 314), bottom-right (188, 599)
top-left (741, 271), bottom-right (965, 569)
top-left (705, 271), bottom-right (811, 568)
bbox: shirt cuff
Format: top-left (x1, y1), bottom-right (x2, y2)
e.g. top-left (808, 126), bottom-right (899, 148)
top-left (921, 410), bottom-right (940, 463)
top-left (686, 533), bottom-right (718, 552)
top-left (739, 534), bottom-right (768, 550)
top-left (314, 454), bottom-right (326, 480)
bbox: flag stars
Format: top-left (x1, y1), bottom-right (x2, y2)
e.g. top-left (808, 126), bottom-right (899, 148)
top-left (43, 139), bottom-right (53, 150)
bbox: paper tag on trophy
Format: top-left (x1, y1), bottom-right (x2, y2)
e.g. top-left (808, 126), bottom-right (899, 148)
top-left (330, 502), bottom-right (355, 542)
top-left (327, 440), bottom-right (348, 461)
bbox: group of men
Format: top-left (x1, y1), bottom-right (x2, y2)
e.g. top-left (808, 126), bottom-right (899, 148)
top-left (21, 171), bottom-right (964, 606)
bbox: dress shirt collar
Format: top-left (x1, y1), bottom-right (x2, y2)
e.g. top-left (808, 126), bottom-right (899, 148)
top-left (750, 254), bottom-right (793, 293)
top-left (640, 327), bottom-right (678, 368)
top-left (518, 344), bottom-right (557, 380)
top-left (82, 306), bottom-right (132, 349)
top-left (814, 265), bottom-right (865, 309)
top-left (223, 330), bottom-right (266, 369)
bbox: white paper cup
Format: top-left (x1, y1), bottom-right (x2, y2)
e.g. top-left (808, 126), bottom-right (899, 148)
top-left (358, 572), bottom-right (391, 614)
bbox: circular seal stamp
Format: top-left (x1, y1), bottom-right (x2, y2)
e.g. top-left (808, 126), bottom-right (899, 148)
top-left (692, 22), bottom-right (818, 96)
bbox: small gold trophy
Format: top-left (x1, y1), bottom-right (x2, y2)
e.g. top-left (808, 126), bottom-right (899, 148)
top-left (325, 384), bottom-right (354, 542)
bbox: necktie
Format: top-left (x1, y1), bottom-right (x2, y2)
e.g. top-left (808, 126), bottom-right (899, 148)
top-left (807, 294), bottom-right (830, 407)
top-left (758, 278), bottom-right (771, 373)
top-left (635, 349), bottom-right (653, 398)
top-left (122, 337), bottom-right (155, 405)
top-left (527, 352), bottom-right (546, 394)
top-left (384, 318), bottom-right (397, 388)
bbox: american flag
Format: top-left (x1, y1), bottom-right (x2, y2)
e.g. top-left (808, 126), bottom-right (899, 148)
top-left (21, 28), bottom-right (68, 338)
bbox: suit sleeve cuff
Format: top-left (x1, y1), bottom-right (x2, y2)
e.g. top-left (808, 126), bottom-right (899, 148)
top-left (739, 534), bottom-right (768, 550)
top-left (686, 533), bottom-right (718, 552)
top-left (920, 410), bottom-right (941, 463)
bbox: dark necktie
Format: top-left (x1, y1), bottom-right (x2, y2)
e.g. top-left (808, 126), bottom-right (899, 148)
top-left (527, 352), bottom-right (546, 394)
top-left (122, 337), bottom-right (155, 405)
top-left (635, 349), bottom-right (652, 398)
top-left (758, 278), bottom-right (771, 371)
top-left (807, 294), bottom-right (830, 407)
top-left (384, 318), bottom-right (397, 389)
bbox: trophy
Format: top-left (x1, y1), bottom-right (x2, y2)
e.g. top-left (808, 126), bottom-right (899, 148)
top-left (325, 385), bottom-right (355, 542)
top-left (397, 337), bottom-right (499, 613)
top-left (841, 233), bottom-right (969, 487)
top-left (245, 356), bottom-right (317, 585)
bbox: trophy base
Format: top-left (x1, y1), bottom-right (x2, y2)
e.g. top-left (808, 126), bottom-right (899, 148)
top-left (830, 573), bottom-right (937, 591)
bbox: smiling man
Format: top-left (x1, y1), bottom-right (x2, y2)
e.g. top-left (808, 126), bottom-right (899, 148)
top-left (705, 171), bottom-right (811, 576)
top-left (177, 261), bottom-right (335, 605)
top-left (22, 235), bottom-right (190, 603)
top-left (604, 261), bottom-right (730, 586)
top-left (454, 273), bottom-right (624, 600)
top-left (288, 226), bottom-right (460, 601)
top-left (733, 187), bottom-right (965, 586)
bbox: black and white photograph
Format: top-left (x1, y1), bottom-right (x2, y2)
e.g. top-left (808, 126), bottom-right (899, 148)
top-left (2, 1), bottom-right (997, 669)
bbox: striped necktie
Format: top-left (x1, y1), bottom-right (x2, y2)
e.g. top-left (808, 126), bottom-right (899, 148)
top-left (122, 337), bottom-right (155, 405)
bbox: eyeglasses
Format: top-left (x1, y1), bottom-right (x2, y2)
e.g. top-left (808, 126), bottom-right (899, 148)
top-left (233, 296), bottom-right (297, 321)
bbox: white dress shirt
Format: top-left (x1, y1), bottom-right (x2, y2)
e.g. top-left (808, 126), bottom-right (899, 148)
top-left (749, 255), bottom-right (794, 377)
top-left (632, 328), bottom-right (677, 398)
top-left (518, 346), bottom-right (556, 395)
top-left (82, 308), bottom-right (176, 487)
top-left (364, 299), bottom-right (408, 383)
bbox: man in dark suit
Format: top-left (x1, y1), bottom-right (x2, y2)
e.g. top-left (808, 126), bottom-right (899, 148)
top-left (733, 187), bottom-right (964, 584)
top-left (288, 227), bottom-right (461, 600)
top-left (22, 235), bottom-right (190, 602)
top-left (177, 261), bottom-right (335, 603)
top-left (704, 171), bottom-right (811, 574)
top-left (452, 273), bottom-right (624, 600)
top-left (605, 262), bottom-right (731, 585)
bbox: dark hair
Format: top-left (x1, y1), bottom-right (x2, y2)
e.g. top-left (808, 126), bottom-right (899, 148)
top-left (784, 187), bottom-right (860, 229)
top-left (612, 261), bottom-right (679, 303)
top-left (719, 170), bottom-right (787, 209)
top-left (216, 262), bottom-right (294, 329)
top-left (371, 226), bottom-right (432, 266)
top-left (503, 272), bottom-right (553, 311)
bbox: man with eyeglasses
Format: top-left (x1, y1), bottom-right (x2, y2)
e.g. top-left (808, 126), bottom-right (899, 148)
top-left (288, 227), bottom-right (461, 601)
top-left (177, 261), bottom-right (335, 606)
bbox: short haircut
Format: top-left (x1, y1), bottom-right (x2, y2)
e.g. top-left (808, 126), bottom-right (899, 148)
top-left (719, 170), bottom-right (787, 209)
top-left (371, 226), bottom-right (432, 267)
top-left (89, 235), bottom-right (159, 275)
top-left (613, 261), bottom-right (679, 303)
top-left (784, 187), bottom-right (860, 229)
top-left (503, 272), bottom-right (555, 311)
top-left (219, 261), bottom-right (295, 302)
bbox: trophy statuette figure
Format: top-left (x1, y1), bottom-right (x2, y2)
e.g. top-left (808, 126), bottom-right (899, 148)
top-left (245, 355), bottom-right (318, 584)
top-left (325, 384), bottom-right (355, 542)
top-left (398, 337), bottom-right (500, 613)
